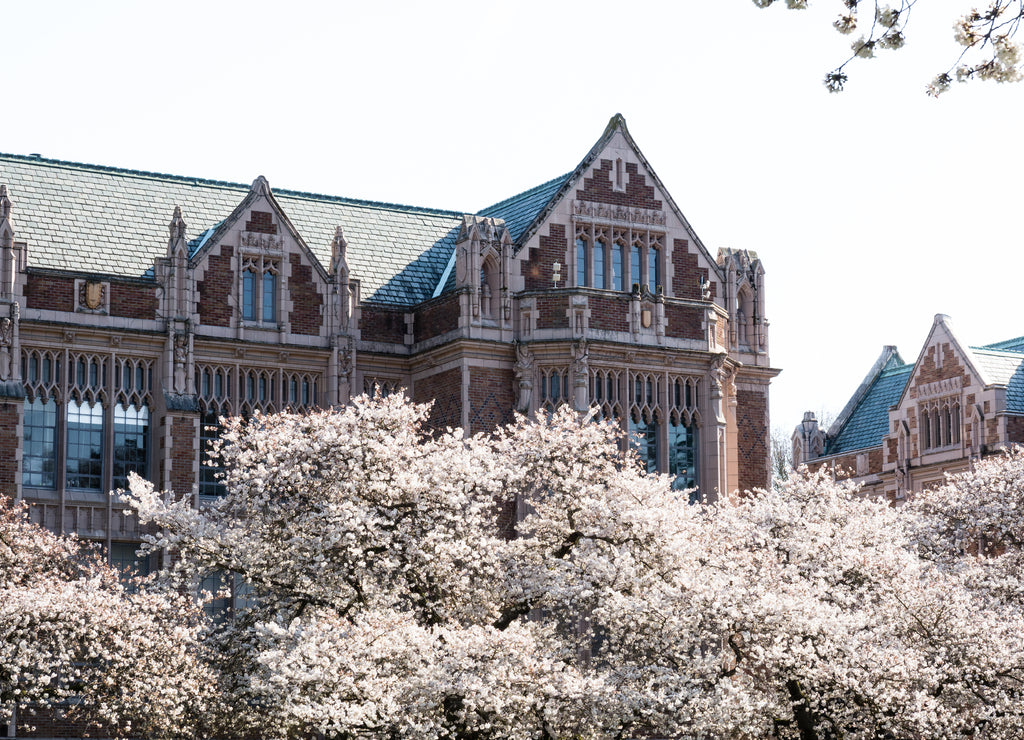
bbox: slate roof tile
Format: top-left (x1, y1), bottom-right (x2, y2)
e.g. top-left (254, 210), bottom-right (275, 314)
top-left (827, 360), bottom-right (911, 455)
top-left (0, 153), bottom-right (465, 308)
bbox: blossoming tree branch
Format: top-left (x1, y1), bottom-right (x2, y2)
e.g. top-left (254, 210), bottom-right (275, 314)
top-left (753, 0), bottom-right (1024, 94)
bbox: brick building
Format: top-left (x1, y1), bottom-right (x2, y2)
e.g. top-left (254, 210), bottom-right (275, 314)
top-left (0, 114), bottom-right (778, 570)
top-left (794, 313), bottom-right (1024, 498)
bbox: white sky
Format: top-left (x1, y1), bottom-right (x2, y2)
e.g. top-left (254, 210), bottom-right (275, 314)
top-left (3, 0), bottom-right (1021, 436)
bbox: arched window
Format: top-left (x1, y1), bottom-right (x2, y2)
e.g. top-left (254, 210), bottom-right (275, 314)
top-left (648, 246), bottom-right (661, 292)
top-left (242, 268), bottom-right (257, 321)
top-left (593, 238), bottom-right (606, 289)
top-left (630, 244), bottom-right (641, 289)
top-left (613, 241), bottom-right (626, 291)
top-left (262, 269), bottom-right (277, 323)
top-left (920, 409), bottom-right (931, 451)
top-left (113, 403), bottom-right (149, 490)
top-left (576, 237), bottom-right (588, 287)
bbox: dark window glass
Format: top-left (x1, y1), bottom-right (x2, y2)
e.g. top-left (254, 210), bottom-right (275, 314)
top-left (648, 247), bottom-right (661, 292)
top-left (67, 399), bottom-right (103, 490)
top-left (669, 423), bottom-right (699, 503)
top-left (199, 407), bottom-right (227, 497)
top-left (631, 245), bottom-right (641, 289)
top-left (242, 269), bottom-right (257, 321)
top-left (629, 418), bottom-right (659, 474)
top-left (262, 270), bottom-right (276, 323)
top-left (113, 404), bottom-right (149, 490)
top-left (23, 398), bottom-right (57, 489)
top-left (593, 239), bottom-right (606, 289)
top-left (576, 238), bottom-right (588, 287)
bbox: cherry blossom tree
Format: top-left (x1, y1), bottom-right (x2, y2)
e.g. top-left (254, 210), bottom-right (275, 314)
top-left (752, 0), bottom-right (1024, 94)
top-left (0, 498), bottom-right (215, 739)
top-left (125, 396), bottom-right (1024, 739)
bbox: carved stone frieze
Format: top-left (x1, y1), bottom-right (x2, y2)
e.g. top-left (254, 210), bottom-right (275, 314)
top-left (240, 231), bottom-right (284, 253)
top-left (571, 200), bottom-right (666, 227)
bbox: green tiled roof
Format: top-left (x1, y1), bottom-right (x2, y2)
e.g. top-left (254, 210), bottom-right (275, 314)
top-left (478, 173), bottom-right (570, 243)
top-left (0, 153), bottom-right (464, 307)
top-left (827, 359), bottom-right (911, 455)
top-left (981, 336), bottom-right (1024, 353)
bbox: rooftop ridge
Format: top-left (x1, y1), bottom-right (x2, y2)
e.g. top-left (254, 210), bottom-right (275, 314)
top-left (0, 151), bottom-right (466, 219)
top-left (978, 336), bottom-right (1024, 353)
top-left (478, 172), bottom-right (571, 213)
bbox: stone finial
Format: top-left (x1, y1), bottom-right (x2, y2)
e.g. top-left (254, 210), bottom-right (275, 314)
top-left (251, 176), bottom-right (272, 197)
top-left (168, 205), bottom-right (186, 240)
top-left (0, 185), bottom-right (10, 222)
top-left (331, 226), bottom-right (348, 275)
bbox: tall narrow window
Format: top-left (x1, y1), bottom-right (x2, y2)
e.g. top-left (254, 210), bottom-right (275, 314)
top-left (199, 406), bottom-right (227, 497)
top-left (67, 399), bottom-right (104, 490)
top-left (242, 269), bottom-right (257, 321)
top-left (576, 238), bottom-right (588, 287)
top-left (629, 417), bottom-right (659, 474)
top-left (113, 404), bottom-right (149, 490)
top-left (648, 247), bottom-right (661, 292)
top-left (921, 409), bottom-right (931, 451)
top-left (613, 242), bottom-right (625, 291)
top-left (23, 397), bottom-right (57, 489)
top-left (241, 257), bottom-right (279, 324)
top-left (593, 239), bottom-right (606, 289)
top-left (669, 422), bottom-right (699, 502)
top-left (630, 244), bottom-right (641, 289)
top-left (262, 270), bottom-right (276, 323)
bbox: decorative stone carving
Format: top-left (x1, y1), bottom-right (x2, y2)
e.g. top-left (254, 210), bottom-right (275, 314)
top-left (173, 332), bottom-right (188, 394)
top-left (0, 316), bottom-right (12, 381)
top-left (239, 232), bottom-right (284, 253)
top-left (571, 200), bottom-right (666, 226)
top-left (75, 280), bottom-right (109, 313)
top-left (331, 226), bottom-right (352, 333)
top-left (513, 341), bottom-right (534, 414)
top-left (571, 340), bottom-right (589, 412)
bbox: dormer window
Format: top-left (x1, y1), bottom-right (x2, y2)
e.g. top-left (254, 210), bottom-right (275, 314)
top-left (242, 256), bottom-right (279, 325)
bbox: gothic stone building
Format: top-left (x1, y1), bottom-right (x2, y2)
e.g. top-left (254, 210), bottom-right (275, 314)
top-left (794, 313), bottom-right (1024, 498)
top-left (0, 114), bottom-right (777, 572)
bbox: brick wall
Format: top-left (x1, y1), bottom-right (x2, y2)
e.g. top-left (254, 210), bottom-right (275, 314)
top-left (868, 446), bottom-right (883, 474)
top-left (535, 295), bottom-right (569, 330)
top-left (576, 160), bottom-right (662, 211)
top-left (110, 282), bottom-right (157, 319)
top-left (736, 389), bottom-right (769, 492)
top-left (0, 400), bottom-right (18, 497)
top-left (414, 294), bottom-right (460, 342)
top-left (524, 224), bottom-right (567, 291)
top-left (246, 210), bottom-right (277, 234)
top-left (468, 367), bottom-right (514, 435)
top-left (288, 253), bottom-right (322, 336)
top-left (360, 305), bottom-right (407, 344)
top-left (588, 294), bottom-right (629, 332)
top-left (910, 344), bottom-right (971, 396)
top-left (413, 367), bottom-right (462, 432)
top-left (25, 273), bottom-right (74, 312)
top-left (664, 303), bottom-right (704, 341)
top-left (672, 243), bottom-right (716, 301)
top-left (163, 414), bottom-right (196, 499)
top-left (197, 245), bottom-right (234, 328)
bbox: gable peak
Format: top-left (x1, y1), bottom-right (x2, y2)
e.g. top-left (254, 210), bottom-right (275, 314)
top-left (250, 175), bottom-right (272, 197)
top-left (604, 113), bottom-right (629, 137)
